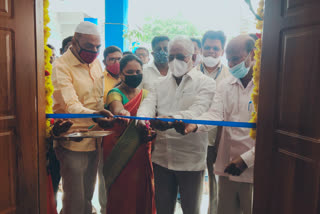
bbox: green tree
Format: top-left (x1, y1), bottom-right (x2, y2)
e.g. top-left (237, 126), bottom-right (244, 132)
top-left (123, 16), bottom-right (202, 49)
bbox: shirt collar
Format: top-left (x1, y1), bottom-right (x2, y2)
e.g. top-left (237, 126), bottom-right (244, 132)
top-left (143, 61), bottom-right (162, 73)
top-left (151, 61), bottom-right (158, 71)
top-left (229, 76), bottom-right (254, 87)
top-left (65, 47), bottom-right (97, 68)
top-left (201, 61), bottom-right (222, 74)
top-left (64, 48), bottom-right (83, 66)
top-left (105, 70), bottom-right (119, 80)
top-left (168, 65), bottom-right (199, 80)
top-left (184, 67), bottom-right (198, 80)
top-left (230, 76), bottom-right (238, 84)
top-left (149, 61), bottom-right (171, 77)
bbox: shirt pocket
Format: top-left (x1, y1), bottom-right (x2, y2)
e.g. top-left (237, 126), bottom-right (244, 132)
top-left (180, 92), bottom-right (194, 110)
top-left (225, 90), bottom-right (239, 119)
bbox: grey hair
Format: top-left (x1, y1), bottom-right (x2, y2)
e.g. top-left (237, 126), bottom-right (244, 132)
top-left (168, 36), bottom-right (194, 56)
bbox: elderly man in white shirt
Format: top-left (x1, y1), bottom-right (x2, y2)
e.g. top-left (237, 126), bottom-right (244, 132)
top-left (137, 36), bottom-right (216, 214)
top-left (182, 35), bottom-right (256, 214)
top-left (138, 36), bottom-right (170, 91)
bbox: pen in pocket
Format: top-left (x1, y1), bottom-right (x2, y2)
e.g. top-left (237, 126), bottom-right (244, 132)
top-left (88, 125), bottom-right (95, 130)
top-left (248, 101), bottom-right (253, 111)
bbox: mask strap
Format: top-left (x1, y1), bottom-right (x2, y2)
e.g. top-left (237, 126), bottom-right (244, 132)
top-left (244, 51), bottom-right (253, 67)
top-left (74, 38), bottom-right (83, 51)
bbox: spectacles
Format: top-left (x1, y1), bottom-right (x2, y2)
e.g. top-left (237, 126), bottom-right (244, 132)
top-left (107, 57), bottom-right (121, 62)
top-left (168, 54), bottom-right (189, 62)
top-left (203, 46), bottom-right (221, 52)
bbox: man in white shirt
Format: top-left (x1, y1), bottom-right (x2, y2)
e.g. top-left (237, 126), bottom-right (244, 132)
top-left (138, 36), bottom-right (170, 91)
top-left (137, 36), bottom-right (216, 214)
top-left (182, 35), bottom-right (256, 214)
top-left (191, 30), bottom-right (230, 214)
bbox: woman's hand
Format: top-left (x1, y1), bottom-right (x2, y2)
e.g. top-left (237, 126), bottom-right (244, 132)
top-left (117, 109), bottom-right (131, 125)
top-left (94, 109), bottom-right (115, 129)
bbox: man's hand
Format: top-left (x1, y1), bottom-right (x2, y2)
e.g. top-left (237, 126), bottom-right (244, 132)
top-left (137, 120), bottom-right (147, 130)
top-left (140, 127), bottom-right (157, 144)
top-left (51, 120), bottom-right (83, 142)
top-left (52, 119), bottom-right (73, 136)
top-left (94, 109), bottom-right (115, 129)
top-left (172, 121), bottom-right (198, 135)
top-left (172, 121), bottom-right (186, 135)
top-left (185, 123), bottom-right (198, 134)
top-left (150, 116), bottom-right (173, 131)
top-left (224, 156), bottom-right (248, 176)
top-left (137, 120), bottom-right (157, 144)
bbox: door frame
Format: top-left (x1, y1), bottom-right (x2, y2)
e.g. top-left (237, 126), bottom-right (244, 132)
top-left (35, 0), bottom-right (46, 213)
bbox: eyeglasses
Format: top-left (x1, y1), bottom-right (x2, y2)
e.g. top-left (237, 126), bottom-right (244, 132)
top-left (107, 57), bottom-right (121, 62)
top-left (168, 54), bottom-right (190, 62)
top-left (203, 46), bottom-right (221, 52)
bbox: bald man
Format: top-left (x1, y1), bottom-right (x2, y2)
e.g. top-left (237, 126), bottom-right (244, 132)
top-left (137, 36), bottom-right (216, 214)
top-left (180, 35), bottom-right (256, 214)
top-left (52, 21), bottom-right (114, 214)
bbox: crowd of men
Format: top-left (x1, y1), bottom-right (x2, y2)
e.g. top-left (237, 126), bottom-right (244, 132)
top-left (48, 21), bottom-right (257, 214)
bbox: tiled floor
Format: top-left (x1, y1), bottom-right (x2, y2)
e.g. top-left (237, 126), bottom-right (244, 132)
top-left (57, 176), bottom-right (210, 214)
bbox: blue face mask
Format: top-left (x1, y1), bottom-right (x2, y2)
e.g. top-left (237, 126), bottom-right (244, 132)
top-left (229, 54), bottom-right (251, 79)
top-left (153, 50), bottom-right (168, 64)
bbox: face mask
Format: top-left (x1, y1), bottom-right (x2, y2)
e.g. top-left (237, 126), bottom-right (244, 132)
top-left (107, 62), bottom-right (120, 76)
top-left (76, 39), bottom-right (99, 64)
top-left (169, 59), bottom-right (189, 77)
top-left (192, 54), bottom-right (202, 67)
top-left (124, 74), bottom-right (143, 88)
top-left (229, 54), bottom-right (251, 79)
top-left (153, 50), bottom-right (168, 64)
top-left (203, 56), bottom-right (221, 67)
top-left (79, 49), bottom-right (99, 64)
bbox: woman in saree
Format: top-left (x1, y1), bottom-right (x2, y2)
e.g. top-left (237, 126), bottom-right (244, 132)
top-left (102, 54), bottom-right (156, 214)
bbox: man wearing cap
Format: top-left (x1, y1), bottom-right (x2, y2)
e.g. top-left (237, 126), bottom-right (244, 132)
top-left (52, 21), bottom-right (114, 214)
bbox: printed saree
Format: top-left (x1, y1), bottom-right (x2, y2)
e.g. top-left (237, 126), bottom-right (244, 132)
top-left (102, 89), bottom-right (156, 214)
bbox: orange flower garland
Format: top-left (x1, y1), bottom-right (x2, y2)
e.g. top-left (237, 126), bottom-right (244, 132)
top-left (249, 0), bottom-right (264, 139)
top-left (44, 0), bottom-right (54, 136)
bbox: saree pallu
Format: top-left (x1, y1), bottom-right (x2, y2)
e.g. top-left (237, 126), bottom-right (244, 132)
top-left (102, 90), bottom-right (156, 214)
top-left (47, 174), bottom-right (58, 214)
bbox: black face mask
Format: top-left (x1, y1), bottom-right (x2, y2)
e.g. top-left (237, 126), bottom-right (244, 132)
top-left (124, 74), bottom-right (143, 88)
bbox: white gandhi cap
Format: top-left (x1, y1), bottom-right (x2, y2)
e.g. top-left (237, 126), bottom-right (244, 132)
top-left (74, 21), bottom-right (100, 36)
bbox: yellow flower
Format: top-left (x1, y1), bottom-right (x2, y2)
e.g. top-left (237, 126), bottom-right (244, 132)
top-left (250, 0), bottom-right (264, 140)
top-left (43, 0), bottom-right (54, 136)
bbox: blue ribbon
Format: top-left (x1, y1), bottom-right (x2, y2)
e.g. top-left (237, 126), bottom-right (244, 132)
top-left (46, 114), bottom-right (256, 128)
top-left (46, 114), bottom-right (104, 119)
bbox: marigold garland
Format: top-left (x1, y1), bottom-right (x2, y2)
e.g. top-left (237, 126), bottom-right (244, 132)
top-left (44, 0), bottom-right (54, 136)
top-left (249, 0), bottom-right (264, 139)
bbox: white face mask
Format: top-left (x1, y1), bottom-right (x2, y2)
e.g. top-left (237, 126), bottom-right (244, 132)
top-left (169, 59), bottom-right (189, 77)
top-left (203, 56), bottom-right (221, 67)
